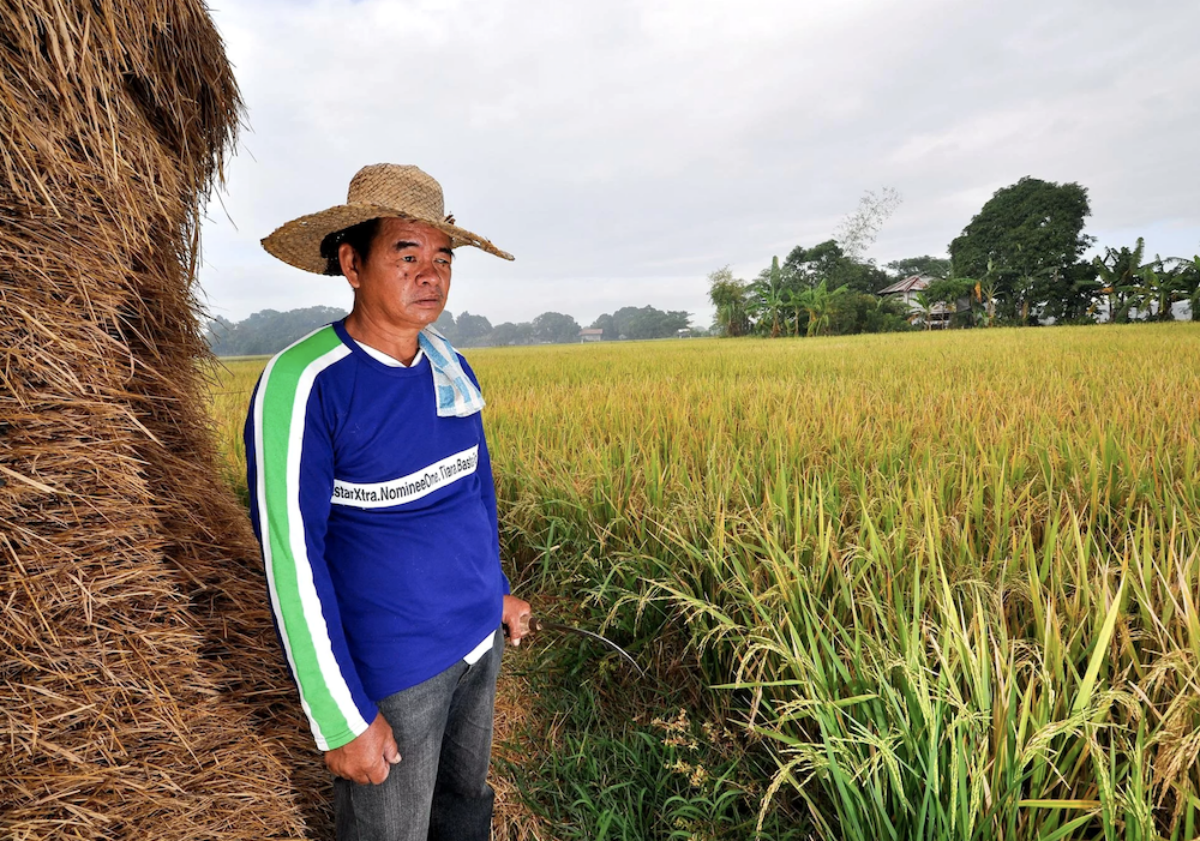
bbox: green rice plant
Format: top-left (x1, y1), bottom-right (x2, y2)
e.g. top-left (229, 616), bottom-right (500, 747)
top-left (204, 356), bottom-right (268, 507)
top-left (500, 658), bottom-right (810, 841)
top-left (208, 324), bottom-right (1200, 840)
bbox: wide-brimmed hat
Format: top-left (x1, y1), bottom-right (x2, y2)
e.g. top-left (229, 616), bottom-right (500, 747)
top-left (261, 163), bottom-right (513, 274)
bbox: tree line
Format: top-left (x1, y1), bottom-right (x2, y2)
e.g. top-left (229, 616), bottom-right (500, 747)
top-left (205, 306), bottom-right (349, 357)
top-left (204, 304), bottom-right (694, 357)
top-left (711, 176), bottom-right (1200, 337)
top-left (434, 304), bottom-right (692, 347)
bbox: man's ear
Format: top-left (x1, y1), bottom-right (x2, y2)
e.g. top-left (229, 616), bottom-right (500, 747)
top-left (339, 242), bottom-right (362, 288)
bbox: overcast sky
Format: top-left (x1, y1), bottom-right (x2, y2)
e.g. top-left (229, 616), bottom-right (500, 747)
top-left (197, 0), bottom-right (1200, 329)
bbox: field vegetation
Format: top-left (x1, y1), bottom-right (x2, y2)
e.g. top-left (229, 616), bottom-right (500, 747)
top-left (209, 323), bottom-right (1200, 840)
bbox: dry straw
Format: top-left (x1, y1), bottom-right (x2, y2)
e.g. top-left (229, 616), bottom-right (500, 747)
top-left (1, 2), bottom-right (327, 837)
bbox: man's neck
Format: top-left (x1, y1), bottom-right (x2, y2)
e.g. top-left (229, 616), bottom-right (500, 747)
top-left (344, 310), bottom-right (421, 366)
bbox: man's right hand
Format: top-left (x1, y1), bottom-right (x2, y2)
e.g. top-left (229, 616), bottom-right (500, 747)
top-left (324, 712), bottom-right (401, 785)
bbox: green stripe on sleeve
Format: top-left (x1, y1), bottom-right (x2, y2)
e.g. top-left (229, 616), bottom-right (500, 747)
top-left (256, 326), bottom-right (360, 747)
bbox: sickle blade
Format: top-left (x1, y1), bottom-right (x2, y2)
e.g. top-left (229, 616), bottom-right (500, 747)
top-left (532, 617), bottom-right (646, 677)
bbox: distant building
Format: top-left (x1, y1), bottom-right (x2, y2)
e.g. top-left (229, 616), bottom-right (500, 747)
top-left (579, 328), bottom-right (604, 343)
top-left (879, 274), bottom-right (955, 328)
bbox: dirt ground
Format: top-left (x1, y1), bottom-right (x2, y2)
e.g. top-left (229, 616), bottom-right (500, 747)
top-left (491, 668), bottom-right (548, 841)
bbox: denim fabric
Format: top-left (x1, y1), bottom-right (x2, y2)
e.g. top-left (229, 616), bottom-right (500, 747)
top-left (334, 629), bottom-right (503, 841)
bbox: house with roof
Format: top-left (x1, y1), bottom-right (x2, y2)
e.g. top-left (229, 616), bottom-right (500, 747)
top-left (879, 275), bottom-right (957, 328)
top-left (579, 328), bottom-right (605, 343)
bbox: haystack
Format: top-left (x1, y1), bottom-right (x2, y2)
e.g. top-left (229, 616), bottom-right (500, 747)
top-left (1, 2), bottom-right (326, 837)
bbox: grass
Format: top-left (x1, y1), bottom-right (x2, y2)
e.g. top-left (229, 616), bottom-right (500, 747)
top-left (208, 323), bottom-right (1200, 840)
top-left (499, 653), bottom-right (809, 840)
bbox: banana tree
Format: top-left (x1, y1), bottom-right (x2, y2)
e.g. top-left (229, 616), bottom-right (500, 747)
top-left (1161, 254), bottom-right (1200, 321)
top-left (1136, 263), bottom-right (1177, 321)
top-left (1092, 238), bottom-right (1145, 322)
top-left (974, 258), bottom-right (1000, 326)
top-left (783, 287), bottom-right (807, 337)
top-left (797, 280), bottom-right (848, 337)
top-left (912, 291), bottom-right (935, 330)
top-left (1144, 256), bottom-right (1193, 320)
top-left (1108, 254), bottom-right (1185, 322)
top-left (1189, 256), bottom-right (1200, 321)
top-left (748, 256), bottom-right (788, 337)
top-left (980, 276), bottom-right (1002, 327)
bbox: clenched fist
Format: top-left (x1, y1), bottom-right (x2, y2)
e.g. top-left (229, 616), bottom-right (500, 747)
top-left (325, 712), bottom-right (401, 785)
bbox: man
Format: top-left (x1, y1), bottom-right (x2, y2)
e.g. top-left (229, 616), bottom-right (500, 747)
top-left (245, 163), bottom-right (531, 840)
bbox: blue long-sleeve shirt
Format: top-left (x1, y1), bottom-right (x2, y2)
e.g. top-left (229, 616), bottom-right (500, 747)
top-left (244, 320), bottom-right (508, 750)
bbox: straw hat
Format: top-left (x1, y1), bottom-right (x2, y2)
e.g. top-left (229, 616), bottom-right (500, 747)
top-left (261, 164), bottom-right (513, 274)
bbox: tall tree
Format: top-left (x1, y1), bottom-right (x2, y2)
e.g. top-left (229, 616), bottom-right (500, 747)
top-left (589, 313), bottom-right (617, 340)
top-left (454, 311), bottom-right (493, 346)
top-left (707, 266), bottom-right (750, 337)
top-left (204, 305), bottom-right (348, 356)
top-left (487, 321), bottom-right (534, 346)
top-left (835, 186), bottom-right (903, 263)
top-left (885, 255), bottom-right (951, 280)
top-left (948, 176), bottom-right (1094, 322)
top-left (432, 310), bottom-right (458, 342)
top-left (785, 240), bottom-right (889, 293)
top-left (784, 240), bottom-right (845, 289)
top-left (531, 311), bottom-right (582, 343)
top-left (609, 305), bottom-right (690, 340)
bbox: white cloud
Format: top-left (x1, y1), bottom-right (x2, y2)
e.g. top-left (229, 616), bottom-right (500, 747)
top-left (198, 0), bottom-right (1200, 328)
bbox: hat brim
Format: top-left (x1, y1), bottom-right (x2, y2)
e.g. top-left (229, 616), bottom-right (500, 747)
top-left (261, 203), bottom-right (514, 274)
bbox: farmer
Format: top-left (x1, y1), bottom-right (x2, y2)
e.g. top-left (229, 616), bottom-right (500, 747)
top-left (244, 163), bottom-right (530, 841)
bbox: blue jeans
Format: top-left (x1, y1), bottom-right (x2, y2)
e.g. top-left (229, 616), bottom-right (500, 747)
top-left (334, 629), bottom-right (503, 841)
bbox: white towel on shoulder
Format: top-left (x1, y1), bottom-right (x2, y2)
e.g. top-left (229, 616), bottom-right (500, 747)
top-left (417, 327), bottom-right (486, 418)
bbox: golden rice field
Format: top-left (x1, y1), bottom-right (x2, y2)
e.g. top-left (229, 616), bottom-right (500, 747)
top-left (209, 323), bottom-right (1200, 841)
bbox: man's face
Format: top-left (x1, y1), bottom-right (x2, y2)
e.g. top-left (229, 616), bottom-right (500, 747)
top-left (341, 217), bottom-right (453, 333)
